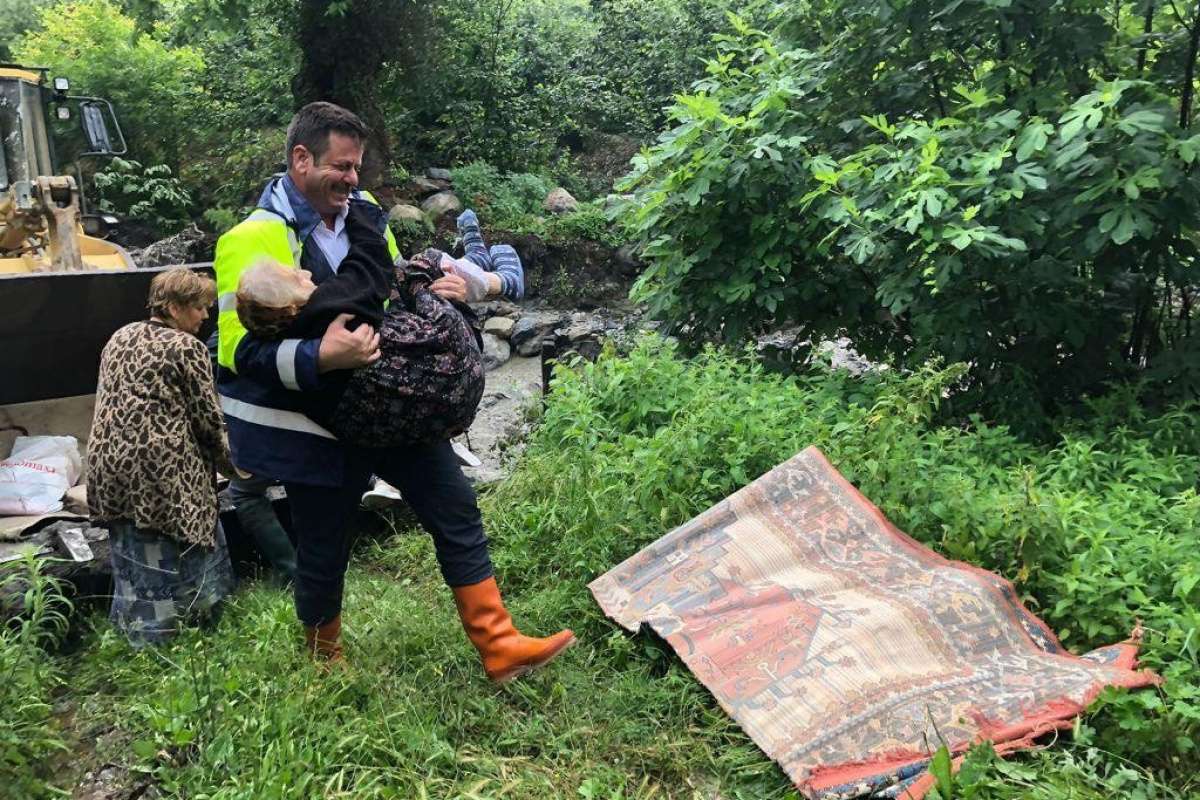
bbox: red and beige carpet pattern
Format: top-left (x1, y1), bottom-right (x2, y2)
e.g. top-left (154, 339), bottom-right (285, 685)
top-left (589, 447), bottom-right (1158, 799)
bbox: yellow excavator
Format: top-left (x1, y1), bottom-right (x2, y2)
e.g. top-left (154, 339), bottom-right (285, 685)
top-left (0, 65), bottom-right (209, 418)
top-left (0, 65), bottom-right (133, 275)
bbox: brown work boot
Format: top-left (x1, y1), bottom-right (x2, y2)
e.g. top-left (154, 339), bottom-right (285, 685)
top-left (452, 577), bottom-right (576, 683)
top-left (303, 614), bottom-right (344, 663)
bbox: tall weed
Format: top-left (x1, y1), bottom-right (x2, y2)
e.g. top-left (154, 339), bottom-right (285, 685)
top-left (0, 556), bottom-right (71, 798)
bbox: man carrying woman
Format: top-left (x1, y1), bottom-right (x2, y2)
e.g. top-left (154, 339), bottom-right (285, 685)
top-left (211, 102), bottom-right (573, 680)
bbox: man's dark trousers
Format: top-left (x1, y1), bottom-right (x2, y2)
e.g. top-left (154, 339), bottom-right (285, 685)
top-left (286, 440), bottom-right (494, 625)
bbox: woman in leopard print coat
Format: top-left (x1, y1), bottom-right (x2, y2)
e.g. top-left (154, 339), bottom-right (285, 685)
top-left (88, 268), bottom-right (238, 646)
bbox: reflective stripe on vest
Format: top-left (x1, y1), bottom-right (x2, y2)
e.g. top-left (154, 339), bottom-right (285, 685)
top-left (219, 395), bottom-right (337, 439)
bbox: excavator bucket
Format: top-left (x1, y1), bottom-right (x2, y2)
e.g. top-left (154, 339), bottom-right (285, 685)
top-left (0, 263), bottom-right (214, 404)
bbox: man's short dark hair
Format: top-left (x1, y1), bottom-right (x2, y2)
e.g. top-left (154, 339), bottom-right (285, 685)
top-left (285, 102), bottom-right (369, 167)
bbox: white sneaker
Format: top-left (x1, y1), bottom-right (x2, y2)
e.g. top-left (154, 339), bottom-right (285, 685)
top-left (452, 440), bottom-right (483, 467)
top-left (361, 478), bottom-right (403, 510)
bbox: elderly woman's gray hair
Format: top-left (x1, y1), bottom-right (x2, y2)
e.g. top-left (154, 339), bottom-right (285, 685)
top-left (147, 268), bottom-right (216, 319)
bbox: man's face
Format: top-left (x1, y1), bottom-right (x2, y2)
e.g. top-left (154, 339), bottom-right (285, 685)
top-left (290, 132), bottom-right (364, 221)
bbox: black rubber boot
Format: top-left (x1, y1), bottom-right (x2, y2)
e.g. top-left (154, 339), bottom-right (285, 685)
top-left (234, 493), bottom-right (297, 582)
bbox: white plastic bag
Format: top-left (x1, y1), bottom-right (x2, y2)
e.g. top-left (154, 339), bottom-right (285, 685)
top-left (0, 436), bottom-right (83, 516)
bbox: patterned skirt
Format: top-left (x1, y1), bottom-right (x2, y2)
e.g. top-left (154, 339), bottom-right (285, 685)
top-left (108, 520), bottom-right (235, 646)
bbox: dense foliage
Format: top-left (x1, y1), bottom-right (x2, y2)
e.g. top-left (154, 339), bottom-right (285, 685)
top-left (6, 343), bottom-right (1194, 797)
top-left (15, 0), bottom-right (205, 170)
top-left (0, 559), bottom-right (71, 799)
top-left (0, 0), bottom-right (51, 60)
top-left (493, 339), bottom-right (1200, 795)
top-left (93, 158), bottom-right (194, 233)
top-left (0, 0), bottom-right (752, 222)
top-left (620, 2), bottom-right (1200, 425)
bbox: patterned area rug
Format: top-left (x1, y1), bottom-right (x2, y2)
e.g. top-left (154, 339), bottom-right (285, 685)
top-left (589, 447), bottom-right (1158, 799)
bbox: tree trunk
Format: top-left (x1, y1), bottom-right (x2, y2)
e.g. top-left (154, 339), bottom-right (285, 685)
top-left (1137, 1), bottom-right (1155, 73)
top-left (291, 0), bottom-right (421, 182)
top-left (1180, 5), bottom-right (1200, 129)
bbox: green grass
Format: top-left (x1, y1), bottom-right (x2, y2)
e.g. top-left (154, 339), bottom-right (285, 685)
top-left (0, 556), bottom-right (71, 799)
top-left (57, 537), bottom-right (791, 800)
top-left (6, 338), bottom-right (1198, 798)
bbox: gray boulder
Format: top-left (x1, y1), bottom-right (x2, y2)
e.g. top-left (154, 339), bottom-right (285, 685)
top-left (426, 167), bottom-right (453, 181)
top-left (614, 242), bottom-right (642, 276)
top-left (543, 187), bottom-right (578, 215)
top-left (388, 204), bottom-right (425, 224)
top-left (481, 333), bottom-right (511, 371)
top-left (421, 191), bottom-right (463, 219)
top-left (511, 312), bottom-right (568, 356)
top-left (483, 316), bottom-right (516, 339)
top-left (469, 300), bottom-right (520, 319)
top-left (410, 176), bottom-right (449, 198)
top-left (134, 224), bottom-right (214, 268)
top-left (561, 316), bottom-right (606, 343)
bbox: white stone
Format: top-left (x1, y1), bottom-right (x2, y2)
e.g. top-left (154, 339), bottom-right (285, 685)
top-left (421, 191), bottom-right (463, 218)
top-left (388, 204), bottom-right (424, 224)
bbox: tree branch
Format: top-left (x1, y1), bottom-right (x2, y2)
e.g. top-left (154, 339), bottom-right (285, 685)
top-left (1166, 0), bottom-right (1191, 27)
top-left (1179, 2), bottom-right (1200, 129)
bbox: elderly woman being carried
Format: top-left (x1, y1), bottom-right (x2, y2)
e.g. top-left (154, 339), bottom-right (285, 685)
top-left (235, 203), bottom-right (495, 447)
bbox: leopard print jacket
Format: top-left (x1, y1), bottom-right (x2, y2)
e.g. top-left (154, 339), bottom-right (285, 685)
top-left (87, 321), bottom-right (235, 547)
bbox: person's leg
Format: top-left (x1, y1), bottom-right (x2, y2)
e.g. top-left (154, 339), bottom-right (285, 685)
top-left (376, 440), bottom-right (492, 586)
top-left (376, 442), bottom-right (574, 681)
top-left (285, 458), bottom-right (372, 658)
top-left (229, 473), bottom-right (297, 581)
top-left (487, 244), bottom-right (525, 301)
top-left (456, 209), bottom-right (492, 271)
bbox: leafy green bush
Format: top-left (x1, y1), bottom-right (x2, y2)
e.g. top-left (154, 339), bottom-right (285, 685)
top-left (619, 7), bottom-right (1200, 427)
top-left (546, 201), bottom-right (620, 247)
top-left (387, 213), bottom-right (433, 255)
top-left (487, 338), bottom-right (1198, 792)
top-left (0, 0), bottom-right (51, 60)
top-left (16, 0), bottom-right (204, 170)
top-left (584, 0), bottom-right (755, 136)
top-left (379, 0), bottom-right (759, 171)
top-left (451, 161), bottom-right (553, 231)
top-left (93, 157), bottom-right (193, 235)
top-left (381, 0), bottom-right (599, 171)
top-left (201, 205), bottom-right (246, 235)
top-left (183, 127), bottom-right (286, 214)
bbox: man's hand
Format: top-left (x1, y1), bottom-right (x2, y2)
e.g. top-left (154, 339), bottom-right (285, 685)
top-left (439, 255), bottom-right (500, 302)
top-left (318, 313), bottom-right (380, 373)
top-left (429, 272), bottom-right (469, 303)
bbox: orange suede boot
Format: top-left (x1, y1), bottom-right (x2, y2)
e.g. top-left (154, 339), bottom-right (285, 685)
top-left (303, 614), bottom-right (344, 662)
top-left (452, 577), bottom-right (576, 683)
